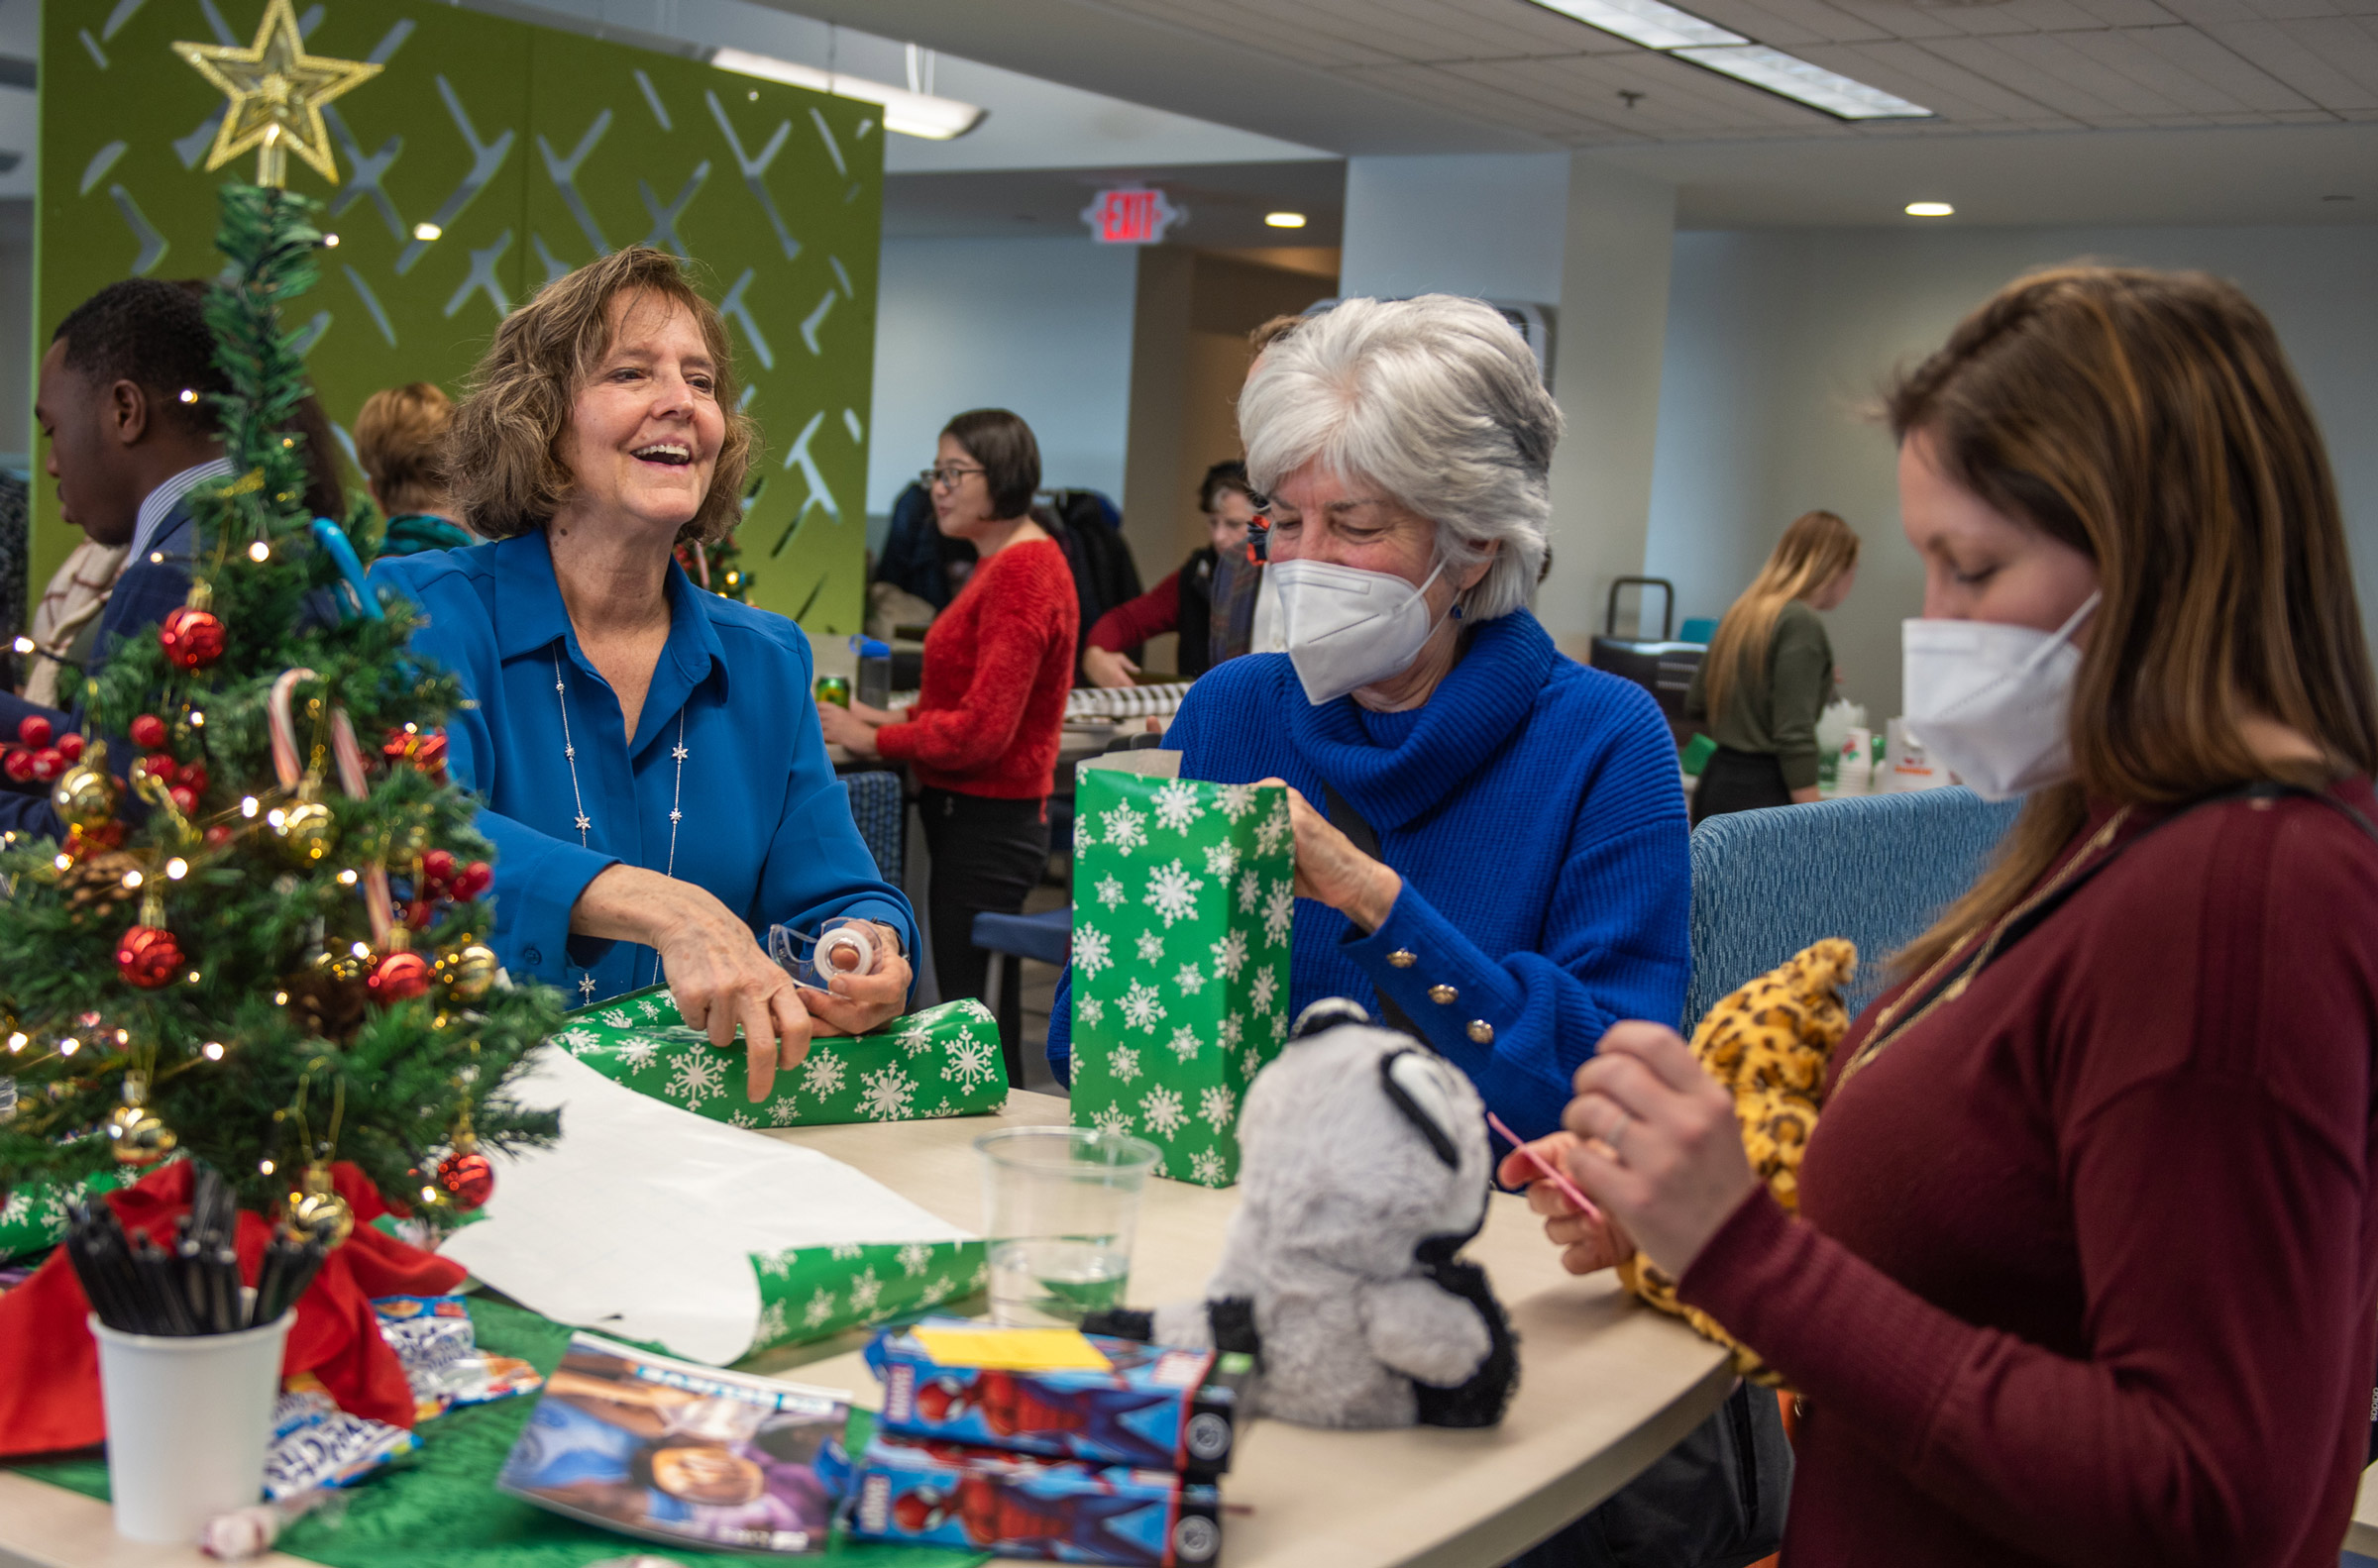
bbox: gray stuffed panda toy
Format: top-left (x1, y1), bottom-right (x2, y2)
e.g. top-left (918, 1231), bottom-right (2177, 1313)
top-left (1086, 999), bottom-right (1518, 1429)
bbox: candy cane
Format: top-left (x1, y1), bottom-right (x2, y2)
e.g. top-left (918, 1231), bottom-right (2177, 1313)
top-left (269, 669), bottom-right (394, 944)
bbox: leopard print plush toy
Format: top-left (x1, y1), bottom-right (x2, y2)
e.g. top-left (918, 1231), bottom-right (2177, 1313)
top-left (1617, 938), bottom-right (1857, 1385)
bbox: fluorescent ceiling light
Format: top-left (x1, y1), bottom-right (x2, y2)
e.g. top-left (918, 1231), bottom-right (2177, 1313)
top-left (1904, 201), bottom-right (1954, 217)
top-left (710, 47), bottom-right (987, 140)
top-left (1528, 0), bottom-right (1745, 51)
top-left (1674, 45), bottom-right (1932, 119)
top-left (1264, 211), bottom-right (1307, 229)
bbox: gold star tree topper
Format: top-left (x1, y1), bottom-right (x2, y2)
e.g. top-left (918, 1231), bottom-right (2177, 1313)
top-left (172, 0), bottom-right (382, 188)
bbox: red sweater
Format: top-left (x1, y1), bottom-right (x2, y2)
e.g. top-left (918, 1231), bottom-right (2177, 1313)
top-left (1088, 568), bottom-right (1180, 651)
top-left (876, 537), bottom-right (1077, 799)
top-left (1680, 782), bottom-right (2378, 1568)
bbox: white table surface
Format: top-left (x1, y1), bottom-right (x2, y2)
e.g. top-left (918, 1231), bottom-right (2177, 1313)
top-left (0, 1092), bottom-right (1733, 1568)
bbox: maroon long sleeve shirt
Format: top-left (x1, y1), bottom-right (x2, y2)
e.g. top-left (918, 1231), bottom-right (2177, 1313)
top-left (1680, 781), bottom-right (2378, 1567)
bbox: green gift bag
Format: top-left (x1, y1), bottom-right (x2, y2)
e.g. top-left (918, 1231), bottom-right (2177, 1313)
top-left (556, 989), bottom-right (1010, 1127)
top-left (1069, 770), bottom-right (1296, 1187)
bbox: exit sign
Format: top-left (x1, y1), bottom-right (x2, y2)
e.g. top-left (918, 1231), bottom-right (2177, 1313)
top-left (1081, 187), bottom-right (1185, 245)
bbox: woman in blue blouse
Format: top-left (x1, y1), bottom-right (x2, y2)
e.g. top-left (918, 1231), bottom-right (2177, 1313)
top-left (370, 248), bottom-right (916, 1102)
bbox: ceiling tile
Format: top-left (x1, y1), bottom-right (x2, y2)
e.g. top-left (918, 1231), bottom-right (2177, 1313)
top-left (2204, 17), bottom-right (2378, 104)
top-left (1796, 37), bottom-right (2079, 116)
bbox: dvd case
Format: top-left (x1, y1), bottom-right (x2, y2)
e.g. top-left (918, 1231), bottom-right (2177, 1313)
top-left (496, 1332), bottom-right (852, 1555)
top-left (846, 1431), bottom-right (1223, 1565)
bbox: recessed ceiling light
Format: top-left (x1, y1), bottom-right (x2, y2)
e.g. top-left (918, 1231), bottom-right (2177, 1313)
top-left (412, 222), bottom-right (442, 242)
top-left (711, 47), bottom-right (987, 139)
top-left (1528, 0), bottom-right (1745, 50)
top-left (1675, 45), bottom-right (1933, 119)
top-left (1905, 201), bottom-right (1955, 217)
top-left (1264, 211), bottom-right (1308, 229)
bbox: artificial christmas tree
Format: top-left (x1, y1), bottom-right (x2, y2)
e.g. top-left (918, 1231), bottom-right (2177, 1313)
top-left (0, 7), bottom-right (561, 1451)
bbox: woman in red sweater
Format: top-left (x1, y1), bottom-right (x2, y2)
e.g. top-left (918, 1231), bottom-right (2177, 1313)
top-left (819, 409), bottom-right (1077, 1005)
top-left (1509, 267), bottom-right (2378, 1566)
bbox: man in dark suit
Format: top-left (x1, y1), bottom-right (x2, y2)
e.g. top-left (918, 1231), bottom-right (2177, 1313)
top-left (1, 280), bottom-right (235, 839)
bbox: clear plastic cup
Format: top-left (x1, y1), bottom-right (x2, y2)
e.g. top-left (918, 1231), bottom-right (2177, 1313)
top-left (975, 1127), bottom-right (1160, 1326)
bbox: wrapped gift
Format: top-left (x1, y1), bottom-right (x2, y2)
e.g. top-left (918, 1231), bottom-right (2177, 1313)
top-left (0, 1170), bottom-right (128, 1262)
top-left (1068, 770), bottom-right (1295, 1187)
top-left (555, 989), bottom-right (1009, 1128)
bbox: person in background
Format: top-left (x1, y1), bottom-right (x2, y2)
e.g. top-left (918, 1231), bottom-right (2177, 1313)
top-left (1207, 314), bottom-right (1308, 669)
top-left (1, 279), bottom-right (238, 836)
top-left (370, 247), bottom-right (917, 1101)
top-left (1080, 460), bottom-right (1259, 687)
top-left (1512, 266), bottom-right (2378, 1566)
top-left (817, 410), bottom-right (1078, 1006)
top-left (356, 380), bottom-right (472, 556)
top-left (1683, 509), bottom-right (1858, 825)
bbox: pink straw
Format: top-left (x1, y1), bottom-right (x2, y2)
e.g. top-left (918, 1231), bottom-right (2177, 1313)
top-left (1485, 1110), bottom-right (1604, 1225)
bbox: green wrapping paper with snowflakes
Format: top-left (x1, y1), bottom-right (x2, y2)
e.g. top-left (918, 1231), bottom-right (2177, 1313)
top-left (1069, 772), bottom-right (1295, 1187)
top-left (555, 989), bottom-right (1009, 1126)
top-left (0, 1169), bottom-right (129, 1261)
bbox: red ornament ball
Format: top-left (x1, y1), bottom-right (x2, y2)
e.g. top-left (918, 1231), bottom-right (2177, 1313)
top-left (435, 1150), bottom-right (494, 1211)
top-left (169, 786), bottom-right (198, 816)
top-left (29, 748), bottom-right (63, 782)
top-left (180, 763), bottom-right (209, 797)
top-left (454, 861), bottom-right (493, 900)
top-left (117, 924), bottom-right (183, 990)
top-left (159, 606), bottom-right (226, 670)
top-left (16, 715), bottom-right (51, 749)
top-left (204, 824), bottom-right (235, 848)
top-left (421, 849), bottom-right (456, 886)
top-left (129, 714), bottom-right (167, 751)
top-left (142, 754), bottom-right (178, 788)
top-left (55, 733), bottom-right (85, 764)
top-left (367, 949), bottom-right (433, 1002)
top-left (1, 750), bottom-right (31, 784)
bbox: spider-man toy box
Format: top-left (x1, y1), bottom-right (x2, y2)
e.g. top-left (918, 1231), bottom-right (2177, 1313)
top-left (864, 1322), bottom-right (1252, 1476)
top-left (844, 1431), bottom-right (1223, 1566)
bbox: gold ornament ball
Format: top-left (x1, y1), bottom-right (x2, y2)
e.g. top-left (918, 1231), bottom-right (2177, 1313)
top-left (279, 799), bottom-right (336, 864)
top-left (52, 762), bottom-right (120, 832)
top-left (106, 1102), bottom-right (178, 1168)
top-left (441, 943), bottom-right (497, 1001)
top-left (283, 1176), bottom-right (355, 1247)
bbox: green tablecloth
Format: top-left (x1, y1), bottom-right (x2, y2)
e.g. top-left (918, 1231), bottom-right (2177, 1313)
top-left (12, 1296), bottom-right (980, 1568)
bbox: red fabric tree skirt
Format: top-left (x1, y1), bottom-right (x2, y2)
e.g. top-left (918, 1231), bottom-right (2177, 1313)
top-left (0, 1162), bottom-right (464, 1458)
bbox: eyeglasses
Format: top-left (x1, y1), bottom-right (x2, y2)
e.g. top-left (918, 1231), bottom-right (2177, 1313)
top-left (919, 465), bottom-right (985, 490)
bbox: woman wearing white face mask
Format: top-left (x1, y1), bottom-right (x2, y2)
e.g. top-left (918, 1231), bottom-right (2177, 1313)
top-left (1507, 266), bottom-right (2378, 1567)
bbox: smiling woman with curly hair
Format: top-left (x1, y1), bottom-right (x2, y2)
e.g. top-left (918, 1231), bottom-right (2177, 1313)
top-left (369, 248), bottom-right (918, 1102)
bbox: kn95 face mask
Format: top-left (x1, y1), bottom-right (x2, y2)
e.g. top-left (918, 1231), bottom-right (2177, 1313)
top-left (1267, 558), bottom-right (1450, 705)
top-left (1900, 592), bottom-right (2100, 801)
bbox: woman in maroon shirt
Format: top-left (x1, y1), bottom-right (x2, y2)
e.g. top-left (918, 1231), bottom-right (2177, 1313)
top-left (1508, 267), bottom-right (2378, 1566)
top-left (819, 409), bottom-right (1077, 1005)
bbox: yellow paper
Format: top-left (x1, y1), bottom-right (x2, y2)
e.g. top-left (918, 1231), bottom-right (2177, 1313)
top-left (911, 1325), bottom-right (1115, 1373)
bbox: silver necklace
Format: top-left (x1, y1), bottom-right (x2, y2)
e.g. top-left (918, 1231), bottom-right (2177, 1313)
top-left (554, 647), bottom-right (688, 997)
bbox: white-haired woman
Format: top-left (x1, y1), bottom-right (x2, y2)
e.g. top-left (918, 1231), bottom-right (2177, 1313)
top-left (1053, 295), bottom-right (1695, 1115)
top-left (1048, 296), bottom-right (1771, 1562)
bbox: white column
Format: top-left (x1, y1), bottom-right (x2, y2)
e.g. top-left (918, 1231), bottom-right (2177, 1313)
top-left (1542, 155), bottom-right (1677, 663)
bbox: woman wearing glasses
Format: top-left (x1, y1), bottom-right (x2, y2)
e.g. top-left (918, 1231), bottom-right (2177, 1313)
top-left (817, 410), bottom-right (1078, 1006)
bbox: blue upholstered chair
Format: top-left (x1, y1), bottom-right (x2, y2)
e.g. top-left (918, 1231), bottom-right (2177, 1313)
top-left (1684, 788), bottom-right (2022, 1031)
top-left (841, 770), bottom-right (905, 885)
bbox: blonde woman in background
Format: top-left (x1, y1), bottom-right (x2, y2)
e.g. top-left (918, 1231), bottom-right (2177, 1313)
top-left (1684, 510), bottom-right (1860, 824)
top-left (356, 381), bottom-right (473, 556)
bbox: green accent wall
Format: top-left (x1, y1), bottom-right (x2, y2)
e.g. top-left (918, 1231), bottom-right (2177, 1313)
top-left (36, 1), bottom-right (881, 633)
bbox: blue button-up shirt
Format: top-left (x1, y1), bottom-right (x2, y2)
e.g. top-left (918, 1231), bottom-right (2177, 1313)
top-left (368, 532), bottom-right (916, 1006)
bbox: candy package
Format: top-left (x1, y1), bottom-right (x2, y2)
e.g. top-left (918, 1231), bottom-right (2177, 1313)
top-left (844, 1432), bottom-right (1221, 1566)
top-left (374, 1294), bottom-right (542, 1420)
top-left (263, 1388), bottom-right (417, 1501)
top-left (865, 1321), bottom-right (1251, 1477)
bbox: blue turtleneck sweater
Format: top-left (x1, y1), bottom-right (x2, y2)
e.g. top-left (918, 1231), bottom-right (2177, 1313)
top-left (1052, 609), bottom-right (1689, 1137)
